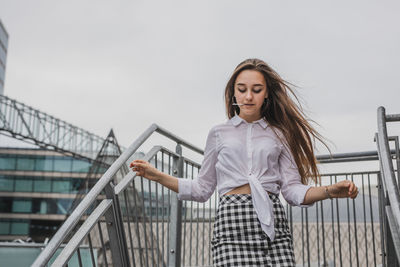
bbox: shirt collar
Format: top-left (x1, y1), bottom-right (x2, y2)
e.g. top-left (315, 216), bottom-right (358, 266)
top-left (230, 114), bottom-right (268, 129)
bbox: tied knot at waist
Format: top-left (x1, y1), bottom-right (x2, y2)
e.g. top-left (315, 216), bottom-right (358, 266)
top-left (248, 175), bottom-right (277, 241)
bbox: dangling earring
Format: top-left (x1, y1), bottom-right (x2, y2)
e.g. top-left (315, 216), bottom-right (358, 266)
top-left (232, 96), bottom-right (240, 114)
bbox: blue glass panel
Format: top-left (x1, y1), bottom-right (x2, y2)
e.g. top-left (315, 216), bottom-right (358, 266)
top-left (10, 222), bottom-right (29, 235)
top-left (97, 166), bottom-right (108, 173)
top-left (35, 157), bottom-right (54, 171)
top-left (54, 158), bottom-right (72, 172)
top-left (52, 179), bottom-right (71, 193)
top-left (0, 156), bottom-right (16, 170)
top-left (33, 178), bottom-right (51, 193)
top-left (0, 175), bottom-right (13, 191)
top-left (32, 199), bottom-right (48, 214)
top-left (14, 177), bottom-right (33, 192)
top-left (16, 157), bottom-right (35, 171)
top-left (70, 179), bottom-right (83, 193)
top-left (72, 159), bottom-right (91, 172)
top-left (56, 199), bottom-right (73, 214)
top-left (0, 221), bottom-right (10, 234)
top-left (39, 200), bottom-right (47, 214)
top-left (12, 200), bottom-right (32, 213)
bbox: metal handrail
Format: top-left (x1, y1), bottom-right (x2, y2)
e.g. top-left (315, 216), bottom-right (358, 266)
top-left (51, 199), bottom-right (113, 265)
top-left (31, 118), bottom-right (395, 266)
top-left (376, 106), bottom-right (400, 263)
top-left (31, 123), bottom-right (203, 267)
top-left (316, 149), bottom-right (398, 164)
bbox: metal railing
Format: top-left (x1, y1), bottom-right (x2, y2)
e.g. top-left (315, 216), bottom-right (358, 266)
top-left (376, 106), bottom-right (400, 266)
top-left (32, 123), bottom-right (208, 267)
top-left (291, 165), bottom-right (381, 266)
top-left (0, 242), bottom-right (95, 266)
top-left (31, 109), bottom-right (400, 267)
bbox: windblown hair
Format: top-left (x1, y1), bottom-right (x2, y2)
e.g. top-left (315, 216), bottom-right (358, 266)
top-left (224, 58), bottom-right (330, 185)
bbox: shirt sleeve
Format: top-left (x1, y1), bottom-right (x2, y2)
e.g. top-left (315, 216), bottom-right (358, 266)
top-left (278, 139), bottom-right (314, 208)
top-left (177, 126), bottom-right (218, 203)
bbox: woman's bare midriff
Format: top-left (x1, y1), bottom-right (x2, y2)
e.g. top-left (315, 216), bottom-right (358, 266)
top-left (223, 183), bottom-right (251, 195)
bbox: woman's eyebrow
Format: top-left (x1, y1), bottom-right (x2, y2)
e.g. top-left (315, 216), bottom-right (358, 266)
top-left (236, 83), bottom-right (264, 87)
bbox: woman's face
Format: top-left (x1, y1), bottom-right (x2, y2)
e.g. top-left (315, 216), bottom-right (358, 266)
top-left (234, 69), bottom-right (268, 121)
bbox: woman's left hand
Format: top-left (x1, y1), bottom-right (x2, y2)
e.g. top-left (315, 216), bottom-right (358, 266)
top-left (328, 180), bottom-right (359, 199)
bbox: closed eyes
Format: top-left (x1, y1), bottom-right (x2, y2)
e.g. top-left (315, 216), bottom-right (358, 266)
top-left (238, 88), bottom-right (263, 93)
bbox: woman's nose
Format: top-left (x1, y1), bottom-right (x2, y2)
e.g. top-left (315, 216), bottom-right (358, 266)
top-left (245, 91), bottom-right (253, 100)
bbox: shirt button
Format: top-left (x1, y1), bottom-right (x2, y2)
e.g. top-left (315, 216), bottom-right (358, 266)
top-left (260, 233), bottom-right (268, 240)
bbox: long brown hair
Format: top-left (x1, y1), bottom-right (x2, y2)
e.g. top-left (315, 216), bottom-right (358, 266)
top-left (224, 58), bottom-right (330, 185)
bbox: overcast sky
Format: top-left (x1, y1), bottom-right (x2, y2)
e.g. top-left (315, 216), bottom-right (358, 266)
top-left (1, 0), bottom-right (399, 163)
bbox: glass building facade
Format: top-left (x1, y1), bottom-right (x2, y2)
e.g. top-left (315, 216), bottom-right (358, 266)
top-left (0, 19), bottom-right (8, 95)
top-left (0, 145), bottom-right (172, 242)
top-left (0, 147), bottom-right (100, 241)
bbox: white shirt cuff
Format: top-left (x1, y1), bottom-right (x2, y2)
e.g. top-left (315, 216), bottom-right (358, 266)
top-left (297, 185), bottom-right (315, 208)
top-left (177, 178), bottom-right (192, 201)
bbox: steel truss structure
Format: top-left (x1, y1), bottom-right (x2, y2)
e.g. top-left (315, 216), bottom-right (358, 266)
top-left (0, 94), bottom-right (121, 161)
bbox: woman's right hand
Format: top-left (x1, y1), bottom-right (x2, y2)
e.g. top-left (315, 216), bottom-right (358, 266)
top-left (129, 159), bottom-right (161, 182)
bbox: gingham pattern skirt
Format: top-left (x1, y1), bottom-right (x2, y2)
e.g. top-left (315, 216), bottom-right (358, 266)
top-left (211, 193), bottom-right (295, 266)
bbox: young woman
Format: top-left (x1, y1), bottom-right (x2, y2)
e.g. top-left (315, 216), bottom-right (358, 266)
top-left (130, 58), bottom-right (359, 266)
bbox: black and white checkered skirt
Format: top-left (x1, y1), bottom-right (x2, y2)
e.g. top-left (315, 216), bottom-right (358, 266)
top-left (211, 193), bottom-right (295, 266)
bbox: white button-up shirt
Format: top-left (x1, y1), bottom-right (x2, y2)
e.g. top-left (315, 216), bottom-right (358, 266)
top-left (177, 114), bottom-right (314, 241)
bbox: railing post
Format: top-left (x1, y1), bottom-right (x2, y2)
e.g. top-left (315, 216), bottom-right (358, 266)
top-left (104, 181), bottom-right (131, 267)
top-left (378, 173), bottom-right (387, 267)
top-left (382, 173), bottom-right (400, 267)
top-left (386, 211), bottom-right (400, 266)
top-left (377, 107), bottom-right (400, 266)
top-left (168, 143), bottom-right (183, 267)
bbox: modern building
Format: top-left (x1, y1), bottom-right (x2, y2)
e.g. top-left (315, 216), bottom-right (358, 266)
top-left (0, 144), bottom-right (170, 242)
top-left (0, 147), bottom-right (99, 242)
top-left (0, 19), bottom-right (8, 95)
top-left (0, 93), bottom-right (172, 244)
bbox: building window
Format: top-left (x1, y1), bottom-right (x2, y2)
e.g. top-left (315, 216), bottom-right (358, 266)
top-left (0, 156), bottom-right (16, 170)
top-left (33, 177), bottom-right (52, 193)
top-left (0, 221), bottom-right (10, 234)
top-left (70, 179), bottom-right (83, 193)
top-left (0, 153), bottom-right (95, 173)
top-left (53, 178), bottom-right (71, 193)
top-left (14, 177), bottom-right (33, 192)
top-left (0, 219), bottom-right (30, 236)
top-left (72, 160), bottom-right (91, 172)
top-left (39, 201), bottom-right (47, 214)
top-left (56, 199), bottom-right (73, 214)
top-left (10, 221), bottom-right (29, 235)
top-left (35, 156), bottom-right (54, 172)
top-left (54, 158), bottom-right (72, 172)
top-left (16, 156), bottom-right (35, 171)
top-left (0, 175), bottom-right (87, 194)
top-left (32, 199), bottom-right (48, 214)
top-left (0, 175), bottom-right (14, 191)
top-left (12, 199), bottom-right (32, 213)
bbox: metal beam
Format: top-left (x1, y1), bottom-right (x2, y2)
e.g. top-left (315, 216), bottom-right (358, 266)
top-left (0, 94), bottom-right (118, 160)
